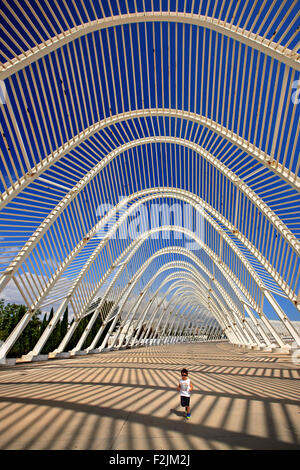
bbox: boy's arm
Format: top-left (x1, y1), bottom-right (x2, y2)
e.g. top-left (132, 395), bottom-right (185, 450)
top-left (176, 383), bottom-right (181, 391)
top-left (189, 382), bottom-right (193, 391)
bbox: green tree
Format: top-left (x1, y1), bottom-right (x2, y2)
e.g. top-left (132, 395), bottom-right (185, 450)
top-left (40, 312), bottom-right (48, 335)
top-left (0, 300), bottom-right (43, 358)
top-left (42, 307), bottom-right (68, 354)
top-left (60, 307), bottom-right (69, 340)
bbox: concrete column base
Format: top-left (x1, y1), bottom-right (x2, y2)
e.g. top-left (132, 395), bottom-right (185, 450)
top-left (70, 350), bottom-right (87, 356)
top-left (270, 346), bottom-right (292, 354)
top-left (235, 344), bottom-right (249, 349)
top-left (234, 344), bottom-right (293, 354)
top-left (48, 351), bottom-right (70, 359)
top-left (0, 357), bottom-right (16, 366)
top-left (249, 345), bottom-right (264, 351)
top-left (18, 354), bottom-right (49, 363)
top-left (86, 348), bottom-right (100, 354)
top-left (88, 347), bottom-right (108, 353)
top-left (263, 343), bottom-right (278, 351)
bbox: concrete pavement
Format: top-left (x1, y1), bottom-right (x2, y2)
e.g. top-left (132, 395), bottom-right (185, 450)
top-left (0, 341), bottom-right (299, 450)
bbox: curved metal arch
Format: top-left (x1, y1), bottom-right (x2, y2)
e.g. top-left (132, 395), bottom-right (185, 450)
top-left (44, 244), bottom-right (216, 357)
top-left (0, 181), bottom-right (292, 332)
top-left (17, 244), bottom-right (228, 359)
top-left (50, 189), bottom-right (291, 315)
top-left (69, 182), bottom-right (299, 310)
top-left (126, 289), bottom-right (221, 348)
top-left (103, 249), bottom-right (246, 328)
top-left (3, 133), bottom-right (297, 277)
top-left (173, 287), bottom-right (251, 346)
top-left (90, 243), bottom-right (278, 349)
top-left (56, 201), bottom-right (264, 316)
top-left (108, 274), bottom-right (222, 351)
top-left (125, 274), bottom-right (250, 348)
top-left (71, 246), bottom-right (234, 356)
top-left (58, 246), bottom-right (283, 359)
top-left (2, 107), bottom-right (299, 213)
top-left (115, 261), bottom-right (237, 331)
top-left (149, 297), bottom-right (225, 347)
top-left (140, 287), bottom-right (220, 347)
top-left (1, 233), bottom-right (250, 362)
top-left (108, 270), bottom-right (233, 351)
top-left (154, 299), bottom-right (227, 346)
top-left (1, 9), bottom-right (299, 80)
top-left (2, 187), bottom-right (297, 361)
top-left (155, 267), bottom-right (261, 347)
top-left (2, 187), bottom-right (266, 316)
top-left (78, 258), bottom-right (232, 354)
top-left (91, 269), bottom-right (227, 353)
top-left (2, 136), bottom-right (298, 318)
top-left (116, 265), bottom-right (255, 348)
top-left (63, 209), bottom-right (299, 345)
top-left (118, 264), bottom-right (229, 328)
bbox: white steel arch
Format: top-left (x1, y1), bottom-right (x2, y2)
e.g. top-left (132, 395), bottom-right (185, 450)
top-left (71, 248), bottom-right (231, 355)
top-left (3, 216), bottom-right (297, 362)
top-left (0, 0), bottom-right (299, 363)
top-left (1, 136), bottom-right (298, 296)
top-left (1, 9), bottom-right (299, 79)
top-left (68, 259), bottom-right (229, 354)
top-left (109, 265), bottom-right (253, 349)
top-left (0, 191), bottom-right (299, 360)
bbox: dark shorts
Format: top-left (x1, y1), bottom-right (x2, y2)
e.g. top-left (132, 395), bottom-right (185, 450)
top-left (180, 395), bottom-right (190, 407)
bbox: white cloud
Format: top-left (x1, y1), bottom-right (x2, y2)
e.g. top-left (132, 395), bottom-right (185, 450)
top-left (0, 278), bottom-right (25, 305)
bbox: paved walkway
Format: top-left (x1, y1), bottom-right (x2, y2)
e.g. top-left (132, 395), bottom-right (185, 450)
top-left (0, 342), bottom-right (299, 450)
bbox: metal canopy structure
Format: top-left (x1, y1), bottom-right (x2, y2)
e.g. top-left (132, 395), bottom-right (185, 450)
top-left (0, 0), bottom-right (300, 363)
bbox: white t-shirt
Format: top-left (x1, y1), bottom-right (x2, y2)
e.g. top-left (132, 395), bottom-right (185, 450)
top-left (179, 378), bottom-right (191, 397)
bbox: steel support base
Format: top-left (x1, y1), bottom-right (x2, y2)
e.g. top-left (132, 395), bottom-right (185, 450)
top-left (17, 354), bottom-right (48, 363)
top-left (0, 357), bottom-right (16, 366)
top-left (48, 351), bottom-right (71, 359)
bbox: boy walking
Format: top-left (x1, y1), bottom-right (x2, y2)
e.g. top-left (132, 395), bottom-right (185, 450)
top-left (177, 368), bottom-right (193, 419)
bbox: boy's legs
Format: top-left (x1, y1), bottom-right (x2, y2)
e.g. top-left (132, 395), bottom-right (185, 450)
top-left (181, 396), bottom-right (191, 418)
top-left (186, 397), bottom-right (191, 418)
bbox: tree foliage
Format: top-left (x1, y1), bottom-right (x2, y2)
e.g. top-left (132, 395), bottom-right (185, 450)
top-left (0, 300), bottom-right (42, 358)
top-left (0, 299), bottom-right (115, 358)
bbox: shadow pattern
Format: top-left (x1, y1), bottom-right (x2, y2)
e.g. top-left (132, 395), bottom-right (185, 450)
top-left (0, 343), bottom-right (299, 450)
